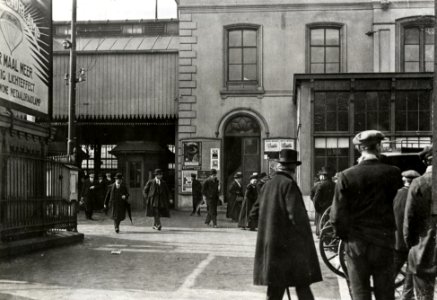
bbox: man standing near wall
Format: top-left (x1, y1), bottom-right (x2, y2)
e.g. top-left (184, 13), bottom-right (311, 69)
top-left (203, 169), bottom-right (220, 228)
top-left (330, 130), bottom-right (403, 300)
top-left (254, 149), bottom-right (322, 300)
top-left (190, 173), bottom-right (202, 216)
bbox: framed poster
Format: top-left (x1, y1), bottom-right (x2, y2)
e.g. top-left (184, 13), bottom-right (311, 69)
top-left (0, 0), bottom-right (52, 117)
top-left (210, 148), bottom-right (220, 170)
top-left (182, 170), bottom-right (197, 193)
top-left (265, 140), bottom-right (280, 152)
top-left (183, 141), bottom-right (201, 169)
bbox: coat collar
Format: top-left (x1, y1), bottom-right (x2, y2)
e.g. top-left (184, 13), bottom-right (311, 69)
top-left (275, 170), bottom-right (295, 181)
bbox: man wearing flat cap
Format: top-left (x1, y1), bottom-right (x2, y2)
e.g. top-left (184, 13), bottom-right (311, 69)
top-left (227, 171), bottom-right (243, 221)
top-left (330, 130), bottom-right (403, 300)
top-left (404, 145), bottom-right (436, 299)
top-left (202, 168), bottom-right (220, 227)
top-left (393, 169), bottom-right (420, 300)
top-left (143, 169), bottom-right (171, 231)
top-left (311, 166), bottom-right (335, 236)
top-left (254, 149), bottom-right (322, 300)
top-left (104, 173), bottom-right (130, 233)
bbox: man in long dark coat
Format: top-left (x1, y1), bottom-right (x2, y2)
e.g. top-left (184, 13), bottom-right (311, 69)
top-left (404, 145), bottom-right (435, 300)
top-left (143, 169), bottom-right (171, 231)
top-left (393, 169), bottom-right (420, 300)
top-left (104, 173), bottom-right (129, 233)
top-left (330, 130), bottom-right (403, 300)
top-left (311, 166), bottom-right (335, 236)
top-left (254, 149), bottom-right (322, 300)
top-left (227, 172), bottom-right (243, 221)
top-left (190, 173), bottom-right (202, 216)
top-left (80, 172), bottom-right (97, 219)
top-left (203, 169), bottom-right (220, 228)
top-left (238, 173), bottom-right (258, 229)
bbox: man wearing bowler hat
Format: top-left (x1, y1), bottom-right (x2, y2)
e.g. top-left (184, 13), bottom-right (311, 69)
top-left (311, 166), bottom-right (335, 236)
top-left (404, 145), bottom-right (435, 299)
top-left (330, 130), bottom-right (402, 300)
top-left (143, 169), bottom-right (171, 231)
top-left (104, 173), bottom-right (130, 233)
top-left (202, 169), bottom-right (220, 228)
top-left (254, 149), bottom-right (322, 300)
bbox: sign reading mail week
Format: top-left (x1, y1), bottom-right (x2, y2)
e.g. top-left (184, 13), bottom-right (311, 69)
top-left (0, 0), bottom-right (52, 116)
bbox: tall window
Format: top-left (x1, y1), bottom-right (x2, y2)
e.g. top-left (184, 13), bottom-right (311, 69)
top-left (314, 137), bottom-right (349, 174)
top-left (401, 17), bottom-right (434, 72)
top-left (395, 91), bottom-right (431, 131)
top-left (354, 92), bottom-right (390, 131)
top-left (309, 27), bottom-right (341, 73)
top-left (224, 25), bottom-right (261, 91)
top-left (314, 92), bottom-right (349, 132)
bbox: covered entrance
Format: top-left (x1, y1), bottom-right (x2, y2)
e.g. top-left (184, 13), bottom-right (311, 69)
top-left (223, 115), bottom-right (261, 199)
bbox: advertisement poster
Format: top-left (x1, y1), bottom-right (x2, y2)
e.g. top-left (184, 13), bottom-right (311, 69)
top-left (210, 148), bottom-right (220, 170)
top-left (264, 139), bottom-right (295, 152)
top-left (0, 0), bottom-right (52, 116)
top-left (183, 141), bottom-right (201, 169)
top-left (182, 170), bottom-right (197, 193)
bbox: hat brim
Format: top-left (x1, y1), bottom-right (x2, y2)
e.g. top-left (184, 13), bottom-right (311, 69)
top-left (278, 160), bottom-right (301, 166)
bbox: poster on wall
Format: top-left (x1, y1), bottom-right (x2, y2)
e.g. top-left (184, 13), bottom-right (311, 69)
top-left (183, 141), bottom-right (201, 169)
top-left (0, 0), bottom-right (52, 117)
top-left (264, 139), bottom-right (295, 152)
top-left (182, 170), bottom-right (197, 193)
top-left (210, 148), bottom-right (220, 170)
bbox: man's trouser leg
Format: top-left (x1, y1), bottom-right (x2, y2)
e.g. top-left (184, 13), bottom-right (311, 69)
top-left (205, 198), bottom-right (211, 225)
top-left (266, 285), bottom-right (285, 300)
top-left (114, 219), bottom-right (120, 231)
top-left (153, 207), bottom-right (161, 227)
top-left (211, 199), bottom-right (217, 225)
top-left (296, 285), bottom-right (315, 300)
top-left (394, 251), bottom-right (415, 300)
top-left (413, 273), bottom-right (435, 300)
top-left (370, 244), bottom-right (395, 300)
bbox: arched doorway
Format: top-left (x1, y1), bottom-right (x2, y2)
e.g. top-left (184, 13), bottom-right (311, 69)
top-left (223, 115), bottom-right (261, 200)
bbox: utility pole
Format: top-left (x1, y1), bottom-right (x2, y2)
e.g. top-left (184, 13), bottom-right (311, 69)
top-left (433, 0), bottom-right (437, 215)
top-left (155, 0), bottom-right (158, 20)
top-left (67, 0), bottom-right (77, 162)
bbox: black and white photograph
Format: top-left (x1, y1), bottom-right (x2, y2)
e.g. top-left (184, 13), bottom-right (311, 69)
top-left (0, 0), bottom-right (437, 299)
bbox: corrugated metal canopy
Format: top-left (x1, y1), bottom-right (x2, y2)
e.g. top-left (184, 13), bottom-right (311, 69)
top-left (53, 36), bottom-right (179, 52)
top-left (53, 52), bottom-right (178, 119)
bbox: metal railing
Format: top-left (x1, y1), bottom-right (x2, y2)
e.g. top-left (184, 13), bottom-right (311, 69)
top-left (0, 153), bottom-right (77, 241)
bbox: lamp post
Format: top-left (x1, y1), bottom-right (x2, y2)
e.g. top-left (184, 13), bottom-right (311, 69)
top-left (67, 0), bottom-right (77, 162)
top-left (432, 0), bottom-right (437, 215)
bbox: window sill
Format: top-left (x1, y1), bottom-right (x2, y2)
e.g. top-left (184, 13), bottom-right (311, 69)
top-left (220, 89), bottom-right (265, 99)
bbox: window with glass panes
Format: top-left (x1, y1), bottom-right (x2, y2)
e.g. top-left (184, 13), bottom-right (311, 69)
top-left (227, 28), bottom-right (258, 88)
top-left (395, 90), bottom-right (431, 131)
top-left (314, 137), bottom-right (349, 174)
top-left (310, 27), bottom-right (341, 73)
top-left (354, 91), bottom-right (391, 132)
top-left (81, 144), bottom-right (118, 171)
top-left (403, 25), bottom-right (434, 72)
top-left (314, 92), bottom-right (349, 132)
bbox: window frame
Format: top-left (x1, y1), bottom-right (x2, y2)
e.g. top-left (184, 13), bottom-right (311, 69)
top-left (221, 24), bottom-right (264, 98)
top-left (306, 23), bottom-right (346, 73)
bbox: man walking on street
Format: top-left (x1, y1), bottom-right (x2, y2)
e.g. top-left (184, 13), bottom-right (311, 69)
top-left (203, 169), bottom-right (220, 228)
top-left (143, 169), bottom-right (171, 231)
top-left (254, 149), bottom-right (322, 300)
top-left (81, 172), bottom-right (97, 220)
top-left (104, 173), bottom-right (129, 233)
top-left (404, 145), bottom-right (436, 300)
top-left (190, 173), bottom-right (202, 216)
top-left (330, 130), bottom-right (403, 300)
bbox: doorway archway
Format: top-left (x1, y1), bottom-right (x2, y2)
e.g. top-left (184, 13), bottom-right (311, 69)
top-left (223, 114), bottom-right (261, 200)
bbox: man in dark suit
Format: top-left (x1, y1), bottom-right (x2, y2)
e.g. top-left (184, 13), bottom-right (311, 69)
top-left (404, 145), bottom-right (435, 300)
top-left (227, 172), bottom-right (243, 221)
top-left (254, 149), bottom-right (322, 300)
top-left (330, 130), bottom-right (403, 300)
top-left (311, 166), bottom-right (335, 236)
top-left (190, 173), bottom-right (202, 216)
top-left (80, 172), bottom-right (98, 220)
top-left (393, 169), bottom-right (420, 300)
top-left (143, 169), bottom-right (171, 231)
top-left (203, 169), bottom-right (220, 228)
top-left (104, 173), bottom-right (129, 233)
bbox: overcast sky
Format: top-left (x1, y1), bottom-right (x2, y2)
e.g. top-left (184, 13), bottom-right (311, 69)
top-left (53, 0), bottom-right (178, 21)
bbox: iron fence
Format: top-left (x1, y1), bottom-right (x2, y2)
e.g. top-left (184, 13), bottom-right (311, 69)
top-left (0, 153), bottom-right (77, 241)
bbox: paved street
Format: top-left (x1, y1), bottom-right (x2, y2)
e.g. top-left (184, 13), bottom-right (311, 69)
top-left (0, 209), bottom-right (344, 300)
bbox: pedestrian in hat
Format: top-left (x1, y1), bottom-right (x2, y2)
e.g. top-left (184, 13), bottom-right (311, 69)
top-left (404, 145), bottom-right (436, 299)
top-left (393, 169), bottom-right (421, 300)
top-left (311, 166), bottom-right (335, 236)
top-left (226, 171), bottom-right (243, 221)
top-left (238, 173), bottom-right (258, 229)
top-left (330, 130), bottom-right (403, 300)
top-left (203, 169), bottom-right (220, 228)
top-left (190, 173), bottom-right (202, 216)
top-left (104, 173), bottom-right (130, 233)
top-left (143, 169), bottom-right (171, 231)
top-left (247, 172), bottom-right (271, 231)
top-left (254, 149), bottom-right (322, 300)
top-left (80, 172), bottom-right (97, 220)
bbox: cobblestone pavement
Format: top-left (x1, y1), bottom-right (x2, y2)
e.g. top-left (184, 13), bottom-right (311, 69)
top-left (0, 210), bottom-right (341, 300)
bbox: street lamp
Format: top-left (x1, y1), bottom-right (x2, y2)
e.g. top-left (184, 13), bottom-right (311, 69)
top-left (67, 0), bottom-right (77, 163)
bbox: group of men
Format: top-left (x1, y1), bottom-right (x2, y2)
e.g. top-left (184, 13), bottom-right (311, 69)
top-left (80, 172), bottom-right (114, 220)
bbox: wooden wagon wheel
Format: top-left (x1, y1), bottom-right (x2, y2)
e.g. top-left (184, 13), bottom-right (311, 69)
top-left (319, 224), bottom-right (346, 277)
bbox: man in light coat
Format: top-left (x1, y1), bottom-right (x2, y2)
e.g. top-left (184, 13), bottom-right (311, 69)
top-left (254, 149), bottom-right (322, 300)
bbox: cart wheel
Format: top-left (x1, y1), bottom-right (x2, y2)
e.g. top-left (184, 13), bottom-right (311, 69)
top-left (319, 206), bottom-right (331, 231)
top-left (319, 225), bottom-right (346, 277)
top-left (337, 240), bottom-right (405, 290)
